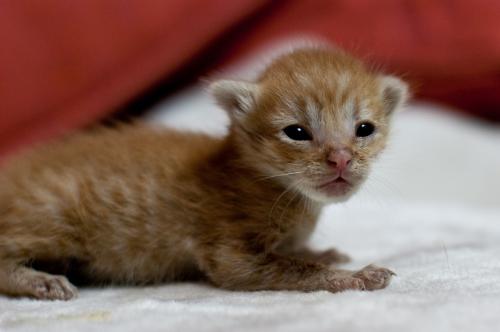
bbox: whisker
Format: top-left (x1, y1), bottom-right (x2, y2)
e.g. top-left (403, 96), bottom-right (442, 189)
top-left (367, 173), bottom-right (404, 197)
top-left (358, 180), bottom-right (387, 209)
top-left (268, 182), bottom-right (298, 223)
top-left (300, 194), bottom-right (308, 222)
top-left (254, 171), bottom-right (305, 183)
top-left (278, 181), bottom-right (303, 226)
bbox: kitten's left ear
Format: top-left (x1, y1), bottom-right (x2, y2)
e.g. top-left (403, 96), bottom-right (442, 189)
top-left (378, 75), bottom-right (409, 115)
top-left (210, 80), bottom-right (259, 120)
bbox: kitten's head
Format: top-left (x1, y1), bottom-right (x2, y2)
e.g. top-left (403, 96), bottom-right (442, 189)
top-left (211, 47), bottom-right (408, 203)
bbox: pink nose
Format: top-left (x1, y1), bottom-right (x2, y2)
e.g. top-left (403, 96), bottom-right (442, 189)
top-left (327, 150), bottom-right (352, 172)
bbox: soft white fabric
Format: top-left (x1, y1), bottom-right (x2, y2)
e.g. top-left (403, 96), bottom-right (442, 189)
top-left (1, 86), bottom-right (499, 332)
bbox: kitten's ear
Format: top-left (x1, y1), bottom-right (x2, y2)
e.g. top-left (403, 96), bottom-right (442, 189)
top-left (378, 75), bottom-right (409, 115)
top-left (210, 80), bottom-right (259, 118)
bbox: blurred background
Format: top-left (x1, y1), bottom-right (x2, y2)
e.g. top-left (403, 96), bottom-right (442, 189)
top-left (1, 0), bottom-right (500, 160)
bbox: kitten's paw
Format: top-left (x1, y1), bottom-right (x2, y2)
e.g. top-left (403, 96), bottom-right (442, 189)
top-left (23, 273), bottom-right (78, 300)
top-left (325, 275), bottom-right (366, 292)
top-left (352, 264), bottom-right (395, 290)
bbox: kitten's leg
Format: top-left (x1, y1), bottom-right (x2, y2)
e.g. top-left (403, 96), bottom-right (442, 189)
top-left (0, 232), bottom-right (80, 300)
top-left (201, 247), bottom-right (393, 293)
top-left (290, 247), bottom-right (351, 265)
top-left (0, 260), bottom-right (78, 300)
top-left (0, 199), bottom-right (81, 300)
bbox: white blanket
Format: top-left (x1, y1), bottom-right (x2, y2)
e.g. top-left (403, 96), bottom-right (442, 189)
top-left (1, 87), bottom-right (499, 332)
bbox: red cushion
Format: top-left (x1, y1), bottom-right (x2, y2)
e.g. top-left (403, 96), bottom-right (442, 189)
top-left (0, 0), bottom-right (266, 160)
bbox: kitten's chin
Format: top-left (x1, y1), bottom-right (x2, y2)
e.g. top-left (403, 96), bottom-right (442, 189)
top-left (301, 178), bottom-right (361, 204)
top-left (304, 189), bottom-right (355, 204)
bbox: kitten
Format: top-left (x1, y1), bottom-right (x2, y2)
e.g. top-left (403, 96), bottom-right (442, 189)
top-left (0, 46), bottom-right (408, 300)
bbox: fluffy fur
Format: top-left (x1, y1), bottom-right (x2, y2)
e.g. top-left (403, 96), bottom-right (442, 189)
top-left (0, 47), bottom-right (408, 300)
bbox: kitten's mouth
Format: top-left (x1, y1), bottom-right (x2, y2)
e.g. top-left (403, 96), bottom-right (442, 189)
top-left (317, 177), bottom-right (352, 196)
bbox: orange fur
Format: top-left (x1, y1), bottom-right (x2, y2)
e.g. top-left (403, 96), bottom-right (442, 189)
top-left (0, 47), bottom-right (407, 300)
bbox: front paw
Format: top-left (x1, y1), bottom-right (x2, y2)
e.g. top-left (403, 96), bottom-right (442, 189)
top-left (352, 264), bottom-right (395, 290)
top-left (324, 274), bottom-right (365, 292)
top-left (21, 273), bottom-right (78, 300)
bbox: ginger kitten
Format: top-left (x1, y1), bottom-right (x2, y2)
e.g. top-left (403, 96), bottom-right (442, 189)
top-left (0, 47), bottom-right (408, 300)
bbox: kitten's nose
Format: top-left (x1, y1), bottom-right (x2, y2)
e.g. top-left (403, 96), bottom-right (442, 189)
top-left (327, 149), bottom-right (352, 173)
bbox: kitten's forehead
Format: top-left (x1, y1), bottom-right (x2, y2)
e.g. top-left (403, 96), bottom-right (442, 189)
top-left (294, 70), bottom-right (353, 102)
top-left (260, 47), bottom-right (383, 139)
top-left (269, 73), bottom-right (375, 140)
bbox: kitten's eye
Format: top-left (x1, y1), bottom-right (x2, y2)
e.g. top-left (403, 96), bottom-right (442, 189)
top-left (356, 122), bottom-right (375, 137)
top-left (283, 125), bottom-right (312, 141)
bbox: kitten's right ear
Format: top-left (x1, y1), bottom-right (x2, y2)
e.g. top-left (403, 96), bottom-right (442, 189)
top-left (210, 80), bottom-right (259, 118)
